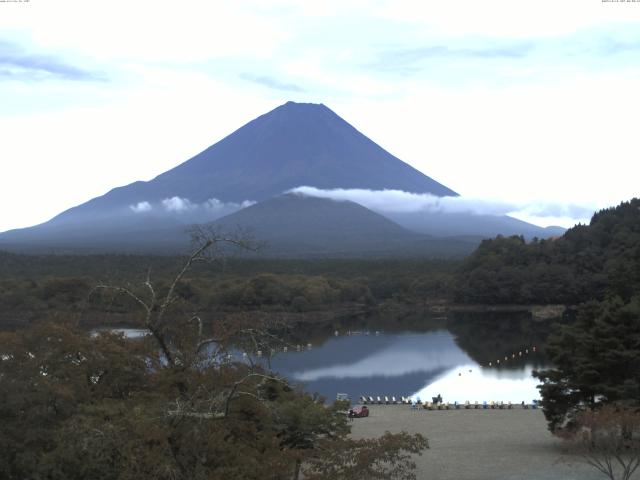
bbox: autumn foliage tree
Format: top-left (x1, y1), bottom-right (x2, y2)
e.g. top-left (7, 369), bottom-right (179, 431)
top-left (0, 229), bottom-right (428, 479)
top-left (567, 405), bottom-right (640, 480)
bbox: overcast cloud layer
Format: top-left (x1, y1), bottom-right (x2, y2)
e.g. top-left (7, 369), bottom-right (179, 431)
top-left (1, 1), bottom-right (639, 232)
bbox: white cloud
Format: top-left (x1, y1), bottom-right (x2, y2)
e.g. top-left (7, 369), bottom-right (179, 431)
top-left (127, 197), bottom-right (255, 216)
top-left (203, 198), bottom-right (256, 212)
top-left (0, 2), bottom-right (287, 62)
top-left (373, 0), bottom-right (640, 38)
top-left (161, 197), bottom-right (196, 212)
top-left (288, 186), bottom-right (595, 225)
top-left (0, 0), bottom-right (639, 233)
top-left (129, 201), bottom-right (152, 213)
top-left (203, 198), bottom-right (224, 211)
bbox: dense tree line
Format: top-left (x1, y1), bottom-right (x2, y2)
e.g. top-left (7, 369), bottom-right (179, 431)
top-left (535, 296), bottom-right (640, 432)
top-left (0, 234), bottom-right (428, 479)
top-left (452, 199), bottom-right (640, 436)
top-left (454, 198), bottom-right (640, 305)
top-left (0, 255), bottom-right (456, 330)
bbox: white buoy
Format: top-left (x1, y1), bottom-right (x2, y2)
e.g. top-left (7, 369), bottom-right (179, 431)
top-left (334, 330), bottom-right (339, 336)
top-left (307, 343), bottom-right (312, 350)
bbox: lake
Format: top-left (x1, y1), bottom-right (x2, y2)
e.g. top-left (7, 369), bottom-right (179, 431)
top-left (98, 320), bottom-right (548, 405)
top-left (264, 329), bottom-right (546, 405)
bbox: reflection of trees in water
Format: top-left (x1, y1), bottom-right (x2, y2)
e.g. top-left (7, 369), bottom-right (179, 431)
top-left (447, 311), bottom-right (552, 368)
top-left (284, 310), bottom-right (448, 347)
top-left (246, 307), bottom-right (557, 372)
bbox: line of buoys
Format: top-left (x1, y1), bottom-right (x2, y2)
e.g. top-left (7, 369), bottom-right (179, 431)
top-left (222, 342), bottom-right (316, 360)
top-left (358, 397), bottom-right (540, 410)
top-left (484, 346), bottom-right (538, 368)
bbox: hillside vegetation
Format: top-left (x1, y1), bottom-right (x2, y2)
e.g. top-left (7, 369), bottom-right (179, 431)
top-left (0, 254), bottom-right (456, 330)
top-left (453, 199), bottom-right (640, 433)
top-left (454, 198), bottom-right (640, 305)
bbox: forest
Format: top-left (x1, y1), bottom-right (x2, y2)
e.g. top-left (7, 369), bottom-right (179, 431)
top-left (1, 199), bottom-right (639, 478)
top-left (0, 252), bottom-right (457, 331)
top-left (454, 198), bottom-right (640, 305)
top-left (0, 235), bottom-right (431, 479)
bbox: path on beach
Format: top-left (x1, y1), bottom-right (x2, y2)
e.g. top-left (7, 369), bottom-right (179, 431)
top-left (350, 407), bottom-right (604, 480)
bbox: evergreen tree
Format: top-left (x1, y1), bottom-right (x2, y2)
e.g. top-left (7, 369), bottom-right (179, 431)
top-left (535, 296), bottom-right (640, 432)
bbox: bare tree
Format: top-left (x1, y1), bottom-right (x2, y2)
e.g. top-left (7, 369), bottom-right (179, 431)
top-left (89, 226), bottom-right (300, 419)
top-left (92, 226), bottom-right (260, 367)
top-left (571, 405), bottom-right (640, 480)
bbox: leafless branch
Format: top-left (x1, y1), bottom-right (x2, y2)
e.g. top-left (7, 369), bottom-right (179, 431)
top-left (196, 336), bottom-right (223, 354)
top-left (224, 373), bottom-right (285, 417)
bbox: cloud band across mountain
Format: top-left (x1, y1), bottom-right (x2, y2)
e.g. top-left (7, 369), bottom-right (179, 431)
top-left (130, 197), bottom-right (255, 214)
top-left (288, 186), bottom-right (595, 221)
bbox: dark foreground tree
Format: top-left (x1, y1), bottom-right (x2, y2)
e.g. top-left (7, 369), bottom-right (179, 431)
top-left (534, 296), bottom-right (640, 433)
top-left (303, 432), bottom-right (429, 480)
top-left (0, 230), bottom-right (428, 479)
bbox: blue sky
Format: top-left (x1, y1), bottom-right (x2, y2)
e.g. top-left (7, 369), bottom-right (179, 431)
top-left (1, 0), bottom-right (639, 232)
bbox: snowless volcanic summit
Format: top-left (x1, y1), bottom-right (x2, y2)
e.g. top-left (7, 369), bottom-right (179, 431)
top-left (0, 102), bottom-right (559, 255)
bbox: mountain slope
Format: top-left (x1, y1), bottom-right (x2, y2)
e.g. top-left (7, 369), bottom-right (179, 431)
top-left (44, 101), bottom-right (456, 226)
top-left (384, 210), bottom-right (565, 238)
top-left (454, 198), bottom-right (640, 304)
top-left (211, 194), bottom-right (478, 257)
top-left (0, 195), bottom-right (480, 257)
top-left (0, 101), bottom-right (559, 255)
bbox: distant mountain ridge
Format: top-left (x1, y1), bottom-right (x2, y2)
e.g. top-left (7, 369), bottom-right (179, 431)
top-left (0, 101), bottom-right (563, 256)
top-left (211, 194), bottom-right (479, 257)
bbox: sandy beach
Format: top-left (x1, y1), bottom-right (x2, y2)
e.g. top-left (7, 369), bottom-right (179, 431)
top-left (350, 406), bottom-right (604, 480)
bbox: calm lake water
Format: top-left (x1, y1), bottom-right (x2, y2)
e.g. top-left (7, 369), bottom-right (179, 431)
top-left (100, 324), bottom-right (547, 405)
top-left (265, 329), bottom-right (545, 405)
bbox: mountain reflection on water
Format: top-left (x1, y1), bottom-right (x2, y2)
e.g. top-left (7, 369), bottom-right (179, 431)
top-left (267, 330), bottom-right (544, 404)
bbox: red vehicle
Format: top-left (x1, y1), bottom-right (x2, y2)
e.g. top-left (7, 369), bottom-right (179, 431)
top-left (349, 405), bottom-right (369, 418)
